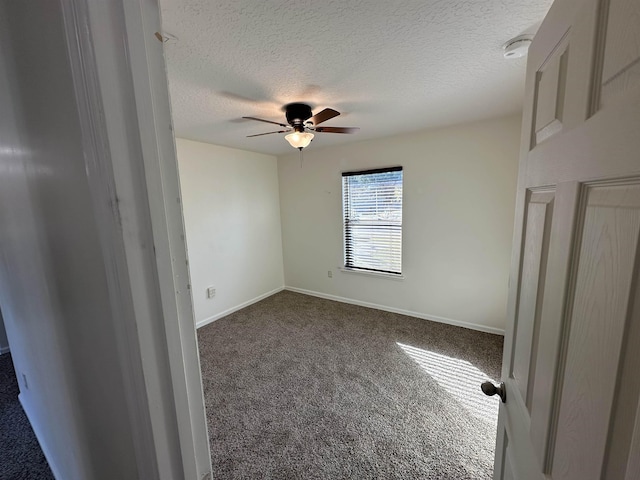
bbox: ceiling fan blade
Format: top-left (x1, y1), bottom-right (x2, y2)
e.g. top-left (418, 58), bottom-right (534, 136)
top-left (247, 130), bottom-right (290, 137)
top-left (307, 108), bottom-right (340, 126)
top-left (314, 126), bottom-right (360, 134)
top-left (243, 116), bottom-right (289, 128)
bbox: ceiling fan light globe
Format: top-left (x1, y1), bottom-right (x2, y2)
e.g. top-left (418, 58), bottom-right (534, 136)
top-left (285, 132), bottom-right (314, 149)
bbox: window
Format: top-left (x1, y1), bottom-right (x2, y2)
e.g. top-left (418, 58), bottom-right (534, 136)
top-left (342, 167), bottom-right (403, 275)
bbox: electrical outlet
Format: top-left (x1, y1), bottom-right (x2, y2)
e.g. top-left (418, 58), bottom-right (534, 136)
top-left (328, 270), bottom-right (333, 278)
top-left (206, 286), bottom-right (216, 299)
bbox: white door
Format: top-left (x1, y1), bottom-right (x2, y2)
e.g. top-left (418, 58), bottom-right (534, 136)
top-left (490, 0), bottom-right (640, 478)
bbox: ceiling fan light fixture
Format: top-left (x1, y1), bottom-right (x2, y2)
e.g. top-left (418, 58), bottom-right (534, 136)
top-left (244, 104), bottom-right (358, 149)
top-left (285, 131), bottom-right (314, 150)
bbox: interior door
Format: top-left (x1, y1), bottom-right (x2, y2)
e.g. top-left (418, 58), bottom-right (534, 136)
top-left (490, 0), bottom-right (640, 478)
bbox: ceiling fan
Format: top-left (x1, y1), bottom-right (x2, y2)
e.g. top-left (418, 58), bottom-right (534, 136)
top-left (243, 103), bottom-right (359, 150)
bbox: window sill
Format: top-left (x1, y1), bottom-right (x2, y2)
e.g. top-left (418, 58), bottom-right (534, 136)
top-left (339, 267), bottom-right (404, 280)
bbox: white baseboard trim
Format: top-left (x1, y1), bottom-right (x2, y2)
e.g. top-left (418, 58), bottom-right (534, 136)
top-left (284, 286), bottom-right (505, 336)
top-left (0, 345), bottom-right (10, 355)
top-left (196, 286), bottom-right (285, 329)
top-left (19, 393), bottom-right (62, 480)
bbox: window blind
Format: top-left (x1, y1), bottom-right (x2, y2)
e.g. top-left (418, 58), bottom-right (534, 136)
top-left (342, 167), bottom-right (403, 274)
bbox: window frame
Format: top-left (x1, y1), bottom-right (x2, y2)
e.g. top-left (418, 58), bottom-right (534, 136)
top-left (341, 166), bottom-right (403, 276)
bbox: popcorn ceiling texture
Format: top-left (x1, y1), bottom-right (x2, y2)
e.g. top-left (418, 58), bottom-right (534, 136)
top-left (160, 0), bottom-right (552, 155)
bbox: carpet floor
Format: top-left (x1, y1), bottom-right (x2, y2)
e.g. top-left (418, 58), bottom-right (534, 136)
top-left (0, 354), bottom-right (54, 480)
top-left (198, 291), bottom-right (504, 480)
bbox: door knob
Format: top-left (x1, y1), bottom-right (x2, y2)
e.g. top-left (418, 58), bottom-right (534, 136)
top-left (481, 381), bottom-right (506, 403)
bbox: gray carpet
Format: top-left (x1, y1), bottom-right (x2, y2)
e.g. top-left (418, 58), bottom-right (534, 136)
top-left (0, 354), bottom-right (55, 480)
top-left (198, 291), bottom-right (503, 479)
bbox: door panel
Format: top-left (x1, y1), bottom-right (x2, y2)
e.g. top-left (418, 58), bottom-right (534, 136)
top-left (503, 437), bottom-right (516, 480)
top-left (620, 401), bottom-right (640, 479)
top-left (511, 191), bottom-right (555, 412)
top-left (601, 0), bottom-right (640, 105)
top-left (551, 182), bottom-right (640, 479)
top-left (528, 183), bottom-right (581, 472)
top-left (532, 41), bottom-right (569, 146)
top-left (604, 270), bottom-right (640, 480)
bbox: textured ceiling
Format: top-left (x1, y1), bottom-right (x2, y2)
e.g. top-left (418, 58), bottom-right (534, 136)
top-left (159, 0), bottom-right (553, 155)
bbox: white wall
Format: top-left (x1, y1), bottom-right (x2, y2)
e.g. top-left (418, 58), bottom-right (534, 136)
top-left (176, 138), bottom-right (284, 326)
top-left (278, 115), bottom-right (521, 333)
top-left (0, 2), bottom-right (139, 478)
top-left (0, 309), bottom-right (9, 354)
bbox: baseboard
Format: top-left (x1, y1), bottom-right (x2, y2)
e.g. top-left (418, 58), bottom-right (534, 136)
top-left (19, 393), bottom-right (62, 480)
top-left (0, 345), bottom-right (10, 355)
top-left (196, 286), bottom-right (285, 329)
top-left (284, 286), bottom-right (505, 336)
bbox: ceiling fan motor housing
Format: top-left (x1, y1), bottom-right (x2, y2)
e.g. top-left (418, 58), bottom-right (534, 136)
top-left (285, 103), bottom-right (313, 129)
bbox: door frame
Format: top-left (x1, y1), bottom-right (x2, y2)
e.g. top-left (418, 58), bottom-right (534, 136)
top-left (61, 0), bottom-right (211, 478)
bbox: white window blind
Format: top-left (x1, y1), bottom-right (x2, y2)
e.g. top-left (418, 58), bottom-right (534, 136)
top-left (342, 167), bottom-right (403, 275)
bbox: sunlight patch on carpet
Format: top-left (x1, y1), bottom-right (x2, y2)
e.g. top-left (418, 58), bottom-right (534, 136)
top-left (397, 342), bottom-right (499, 425)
